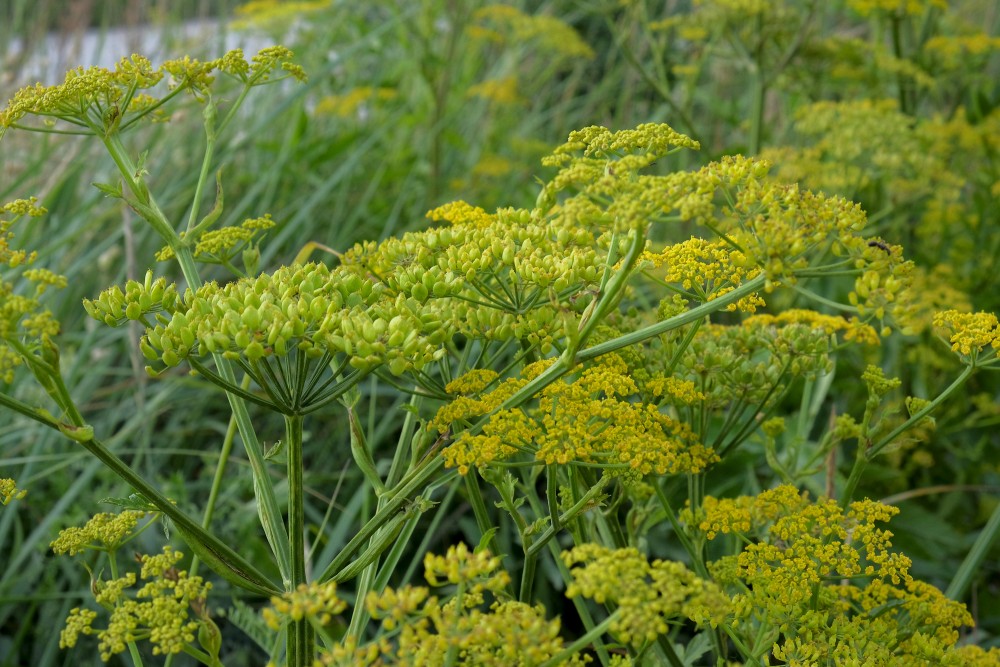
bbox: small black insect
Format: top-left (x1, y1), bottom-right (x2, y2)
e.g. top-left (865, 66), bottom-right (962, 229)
top-left (868, 240), bottom-right (891, 253)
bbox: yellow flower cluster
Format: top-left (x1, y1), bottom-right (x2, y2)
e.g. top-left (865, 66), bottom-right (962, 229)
top-left (0, 477), bottom-right (26, 504)
top-left (0, 47), bottom-right (303, 135)
top-left (59, 547), bottom-right (212, 661)
top-left (645, 375), bottom-right (705, 404)
top-left (689, 486), bottom-right (983, 664)
top-left (924, 32), bottom-right (1000, 71)
top-left (563, 543), bottom-right (730, 644)
top-left (262, 581), bottom-right (347, 630)
top-left (50, 510), bottom-right (148, 556)
top-left (642, 237), bottom-right (763, 312)
top-left (0, 198), bottom-right (64, 382)
top-left (314, 87), bottom-right (398, 119)
top-left (744, 309), bottom-right (880, 346)
top-left (426, 200), bottom-right (496, 228)
top-left (444, 368), bottom-right (499, 395)
top-left (470, 5), bottom-right (595, 60)
top-left (681, 484), bottom-right (807, 540)
top-left (155, 214), bottom-right (276, 262)
top-left (423, 542), bottom-right (507, 589)
top-left (933, 310), bottom-right (1000, 359)
top-left (316, 543), bottom-right (587, 666)
top-left (232, 0), bottom-right (329, 30)
top-left (847, 0), bottom-right (947, 16)
top-left (467, 77), bottom-right (524, 105)
top-left (439, 354), bottom-right (718, 476)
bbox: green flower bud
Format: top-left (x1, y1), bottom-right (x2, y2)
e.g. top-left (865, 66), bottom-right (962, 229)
top-left (198, 617), bottom-right (222, 660)
top-left (140, 337), bottom-right (159, 361)
top-left (245, 341), bottom-right (265, 361)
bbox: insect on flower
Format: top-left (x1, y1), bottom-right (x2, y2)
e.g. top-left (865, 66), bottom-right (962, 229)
top-left (867, 240), bottom-right (891, 253)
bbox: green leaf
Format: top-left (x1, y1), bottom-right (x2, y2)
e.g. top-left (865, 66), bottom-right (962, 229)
top-left (223, 599), bottom-right (274, 654)
top-left (475, 528), bottom-right (498, 554)
top-left (92, 181), bottom-right (123, 198)
top-left (100, 493), bottom-right (159, 512)
top-left (263, 439), bottom-right (285, 462)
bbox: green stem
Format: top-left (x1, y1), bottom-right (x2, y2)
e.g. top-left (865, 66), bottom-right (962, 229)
top-left (872, 363), bottom-right (973, 456)
top-left (653, 482), bottom-right (708, 579)
top-left (99, 133), bottom-right (180, 246)
top-left (0, 384), bottom-right (277, 595)
top-left (100, 129), bottom-right (293, 586)
top-left (576, 230), bottom-right (646, 352)
top-left (579, 274), bottom-right (766, 362)
top-left (185, 101), bottom-right (218, 234)
top-left (526, 477), bottom-right (609, 558)
top-left (946, 497), bottom-right (1000, 601)
top-left (284, 414), bottom-right (311, 667)
top-left (190, 376), bottom-right (246, 579)
top-left (181, 644), bottom-right (225, 667)
top-left (318, 457), bottom-right (445, 583)
top-left (107, 553), bottom-right (146, 667)
top-left (889, 14), bottom-right (910, 115)
top-left (538, 610), bottom-right (619, 667)
top-left (841, 364), bottom-right (974, 506)
top-left (465, 471), bottom-right (501, 561)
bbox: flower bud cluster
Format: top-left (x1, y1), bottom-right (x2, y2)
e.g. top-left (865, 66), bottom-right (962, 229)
top-left (83, 270), bottom-right (178, 327)
top-left (116, 262), bottom-right (449, 378)
top-left (342, 200), bottom-right (604, 355)
top-left (659, 314), bottom-right (845, 411)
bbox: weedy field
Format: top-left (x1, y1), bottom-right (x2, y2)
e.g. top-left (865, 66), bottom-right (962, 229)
top-left (1, 1), bottom-right (999, 665)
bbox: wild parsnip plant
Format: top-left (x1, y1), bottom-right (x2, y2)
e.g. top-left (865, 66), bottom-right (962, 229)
top-left (2, 31), bottom-right (999, 665)
top-left (0, 0), bottom-right (1000, 666)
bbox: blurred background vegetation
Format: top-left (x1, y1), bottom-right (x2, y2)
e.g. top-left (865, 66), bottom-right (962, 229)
top-left (2, 0), bottom-right (999, 664)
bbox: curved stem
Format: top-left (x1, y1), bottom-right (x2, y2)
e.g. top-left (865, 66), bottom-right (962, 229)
top-left (579, 274), bottom-right (766, 362)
